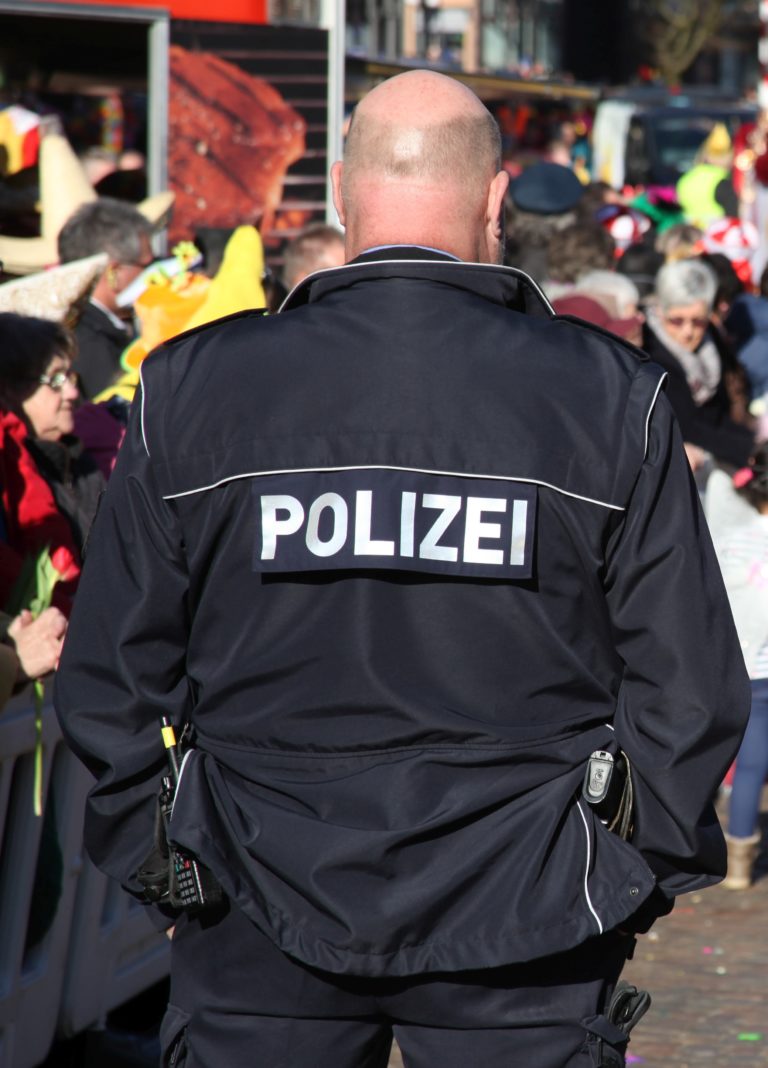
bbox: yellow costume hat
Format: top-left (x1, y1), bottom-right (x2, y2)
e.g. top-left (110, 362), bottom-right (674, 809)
top-left (0, 134), bottom-right (96, 275)
top-left (0, 133), bottom-right (175, 276)
top-left (701, 123), bottom-right (733, 167)
top-left (138, 190), bottom-right (176, 229)
top-left (98, 227), bottom-right (267, 402)
top-left (183, 225), bottom-right (266, 331)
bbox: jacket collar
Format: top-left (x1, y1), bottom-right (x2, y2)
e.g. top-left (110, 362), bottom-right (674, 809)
top-left (81, 300), bottom-right (132, 340)
top-left (279, 245), bottom-right (554, 320)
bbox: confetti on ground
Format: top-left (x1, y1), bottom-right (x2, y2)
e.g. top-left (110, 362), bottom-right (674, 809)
top-left (715, 966), bottom-right (727, 975)
top-left (702, 946), bottom-right (713, 954)
top-left (626, 1056), bottom-right (645, 1064)
top-left (737, 1033), bottom-right (764, 1041)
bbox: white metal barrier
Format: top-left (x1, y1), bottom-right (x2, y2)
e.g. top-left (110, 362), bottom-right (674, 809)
top-left (0, 692), bottom-right (169, 1068)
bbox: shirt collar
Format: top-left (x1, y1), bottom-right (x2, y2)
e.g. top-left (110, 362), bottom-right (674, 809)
top-left (354, 244), bottom-right (461, 262)
top-left (90, 297), bottom-right (130, 333)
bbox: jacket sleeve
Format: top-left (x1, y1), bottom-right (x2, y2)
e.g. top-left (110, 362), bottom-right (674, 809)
top-left (54, 384), bottom-right (192, 901)
top-left (604, 386), bottom-right (751, 895)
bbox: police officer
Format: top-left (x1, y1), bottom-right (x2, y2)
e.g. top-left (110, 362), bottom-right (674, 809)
top-left (55, 72), bottom-right (749, 1068)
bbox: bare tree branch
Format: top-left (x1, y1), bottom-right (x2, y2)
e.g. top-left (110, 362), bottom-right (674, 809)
top-left (632, 0), bottom-right (725, 82)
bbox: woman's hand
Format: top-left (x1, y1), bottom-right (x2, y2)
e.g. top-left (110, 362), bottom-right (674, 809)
top-left (683, 442), bottom-right (708, 472)
top-left (7, 607), bottom-right (68, 680)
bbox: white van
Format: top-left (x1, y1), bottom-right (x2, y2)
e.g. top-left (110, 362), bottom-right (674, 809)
top-left (592, 93), bottom-right (757, 189)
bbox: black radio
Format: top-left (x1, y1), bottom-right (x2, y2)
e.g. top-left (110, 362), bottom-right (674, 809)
top-left (137, 717), bottom-right (223, 912)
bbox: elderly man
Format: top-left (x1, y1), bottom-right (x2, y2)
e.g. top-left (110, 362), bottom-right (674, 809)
top-left (57, 198), bottom-right (154, 398)
top-left (56, 72), bottom-right (748, 1068)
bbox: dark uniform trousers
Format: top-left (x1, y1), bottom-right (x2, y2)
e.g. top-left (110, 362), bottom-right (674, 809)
top-left (162, 899), bottom-right (633, 1068)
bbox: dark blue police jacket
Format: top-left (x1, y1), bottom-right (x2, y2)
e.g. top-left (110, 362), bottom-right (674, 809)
top-left (55, 248), bottom-right (750, 977)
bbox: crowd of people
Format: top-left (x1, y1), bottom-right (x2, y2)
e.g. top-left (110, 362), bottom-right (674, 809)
top-left (0, 101), bottom-right (765, 972)
top-left (0, 191), bottom-right (347, 708)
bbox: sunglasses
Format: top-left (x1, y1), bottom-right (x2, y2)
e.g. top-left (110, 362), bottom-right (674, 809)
top-left (664, 315), bottom-right (709, 330)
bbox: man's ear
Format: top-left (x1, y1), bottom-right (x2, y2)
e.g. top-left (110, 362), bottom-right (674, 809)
top-left (105, 262), bottom-right (120, 292)
top-left (331, 161), bottom-right (346, 227)
top-left (489, 170), bottom-right (508, 231)
top-left (487, 171), bottom-right (510, 263)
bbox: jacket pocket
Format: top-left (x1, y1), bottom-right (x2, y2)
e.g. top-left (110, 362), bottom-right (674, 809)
top-left (160, 1003), bottom-right (191, 1068)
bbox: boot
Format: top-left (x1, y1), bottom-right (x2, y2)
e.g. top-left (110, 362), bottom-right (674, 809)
top-left (723, 832), bottom-right (761, 890)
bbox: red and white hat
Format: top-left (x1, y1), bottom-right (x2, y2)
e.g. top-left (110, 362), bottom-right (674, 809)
top-left (595, 205), bottom-right (651, 254)
top-left (699, 217), bottom-right (760, 285)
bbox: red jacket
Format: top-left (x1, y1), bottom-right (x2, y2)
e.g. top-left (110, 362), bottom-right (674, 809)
top-left (0, 410), bottom-right (80, 614)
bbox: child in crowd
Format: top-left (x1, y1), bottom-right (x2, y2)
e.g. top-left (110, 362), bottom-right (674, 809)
top-left (716, 444), bottom-right (768, 887)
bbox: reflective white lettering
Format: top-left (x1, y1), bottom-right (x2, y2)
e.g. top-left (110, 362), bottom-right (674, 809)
top-left (354, 490), bottom-right (396, 556)
top-left (257, 477), bottom-right (534, 575)
top-left (261, 495), bottom-right (304, 560)
top-left (306, 492), bottom-right (348, 557)
top-left (400, 491), bottom-right (416, 557)
top-left (463, 497), bottom-right (506, 565)
top-left (420, 494), bottom-right (460, 561)
top-left (510, 500), bottom-right (528, 565)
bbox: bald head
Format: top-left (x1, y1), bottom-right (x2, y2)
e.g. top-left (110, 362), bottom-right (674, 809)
top-left (344, 71), bottom-right (500, 194)
top-left (332, 71), bottom-right (508, 264)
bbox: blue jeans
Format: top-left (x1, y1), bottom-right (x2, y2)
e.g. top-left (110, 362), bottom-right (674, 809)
top-left (728, 677), bottom-right (768, 838)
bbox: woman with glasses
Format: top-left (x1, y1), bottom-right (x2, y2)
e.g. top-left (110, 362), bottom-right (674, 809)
top-left (0, 313), bottom-right (105, 561)
top-left (642, 258), bottom-right (754, 476)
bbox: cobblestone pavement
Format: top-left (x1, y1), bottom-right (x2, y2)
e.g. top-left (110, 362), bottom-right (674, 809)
top-left (619, 802), bottom-right (768, 1068)
top-left (388, 803), bottom-right (768, 1068)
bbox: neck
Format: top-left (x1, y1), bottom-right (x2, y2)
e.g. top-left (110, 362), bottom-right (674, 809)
top-left (344, 182), bottom-right (491, 264)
